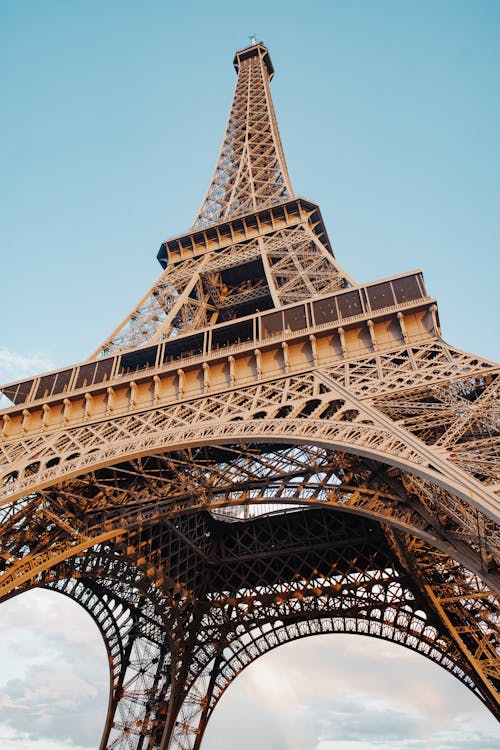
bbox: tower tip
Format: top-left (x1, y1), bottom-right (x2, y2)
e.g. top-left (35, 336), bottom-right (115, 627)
top-left (233, 41), bottom-right (274, 79)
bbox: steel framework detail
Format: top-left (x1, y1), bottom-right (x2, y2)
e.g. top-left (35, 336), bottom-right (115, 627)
top-left (0, 41), bottom-right (499, 749)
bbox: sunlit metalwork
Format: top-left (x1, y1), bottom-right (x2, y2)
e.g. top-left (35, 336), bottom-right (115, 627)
top-left (1, 41), bottom-right (499, 749)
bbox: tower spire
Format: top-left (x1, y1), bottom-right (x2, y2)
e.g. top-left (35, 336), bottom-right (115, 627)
top-left (193, 41), bottom-right (293, 228)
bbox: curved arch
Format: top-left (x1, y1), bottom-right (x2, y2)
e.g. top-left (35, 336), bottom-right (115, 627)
top-left (195, 631), bottom-right (500, 750)
top-left (169, 607), bottom-right (492, 750)
top-left (0, 528), bottom-right (125, 600)
top-left (1, 501), bottom-right (498, 748)
top-left (43, 578), bottom-right (133, 745)
top-left (2, 576), bottom-right (170, 750)
top-left (42, 553), bottom-right (174, 750)
top-left (162, 509), bottom-right (499, 749)
top-left (1, 440), bottom-right (498, 601)
top-left (2, 415), bottom-right (498, 527)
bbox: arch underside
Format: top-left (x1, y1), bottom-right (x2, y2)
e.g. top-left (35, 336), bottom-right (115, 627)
top-left (2, 357), bottom-right (499, 524)
top-left (2, 352), bottom-right (498, 602)
top-left (4, 495), bottom-right (499, 750)
top-left (2, 439), bottom-right (498, 600)
top-left (1, 362), bottom-right (499, 747)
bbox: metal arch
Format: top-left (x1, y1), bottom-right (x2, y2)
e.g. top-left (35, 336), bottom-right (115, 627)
top-left (2, 503), bottom-right (497, 749)
top-left (44, 552), bottom-right (175, 750)
top-left (6, 577), bottom-right (132, 701)
top-left (176, 620), bottom-right (485, 750)
top-left (1, 416), bottom-right (498, 525)
top-left (0, 462), bottom-right (497, 607)
top-left (1, 367), bottom-right (497, 525)
top-left (45, 579), bottom-right (135, 739)
top-left (3, 574), bottom-right (157, 750)
top-left (161, 517), bottom-right (498, 750)
top-left (0, 435), bottom-right (498, 604)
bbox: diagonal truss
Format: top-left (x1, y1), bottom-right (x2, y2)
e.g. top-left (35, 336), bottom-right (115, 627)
top-left (0, 40), bottom-right (499, 750)
top-left (193, 42), bottom-right (293, 228)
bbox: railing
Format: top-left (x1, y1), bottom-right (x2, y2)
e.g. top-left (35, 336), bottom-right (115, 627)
top-left (0, 270), bottom-right (431, 410)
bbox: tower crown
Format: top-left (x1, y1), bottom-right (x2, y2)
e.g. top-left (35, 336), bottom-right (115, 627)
top-left (233, 41), bottom-right (274, 79)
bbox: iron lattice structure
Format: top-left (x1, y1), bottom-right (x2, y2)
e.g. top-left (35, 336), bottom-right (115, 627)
top-left (1, 42), bottom-right (499, 748)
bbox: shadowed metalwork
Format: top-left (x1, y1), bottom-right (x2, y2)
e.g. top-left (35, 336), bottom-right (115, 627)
top-left (1, 41), bottom-right (499, 749)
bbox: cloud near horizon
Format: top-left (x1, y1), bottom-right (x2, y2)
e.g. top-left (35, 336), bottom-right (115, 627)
top-left (0, 348), bottom-right (55, 407)
top-left (2, 591), bottom-right (499, 750)
top-left (0, 349), bottom-right (54, 382)
top-left (0, 590), bottom-right (108, 749)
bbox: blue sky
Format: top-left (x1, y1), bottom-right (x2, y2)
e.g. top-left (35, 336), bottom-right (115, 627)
top-left (0, 2), bottom-right (499, 748)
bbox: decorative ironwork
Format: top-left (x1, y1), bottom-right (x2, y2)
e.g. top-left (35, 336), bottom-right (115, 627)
top-left (1, 41), bottom-right (499, 749)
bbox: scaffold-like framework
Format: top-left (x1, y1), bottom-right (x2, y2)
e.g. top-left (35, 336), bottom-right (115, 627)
top-left (0, 41), bottom-right (498, 749)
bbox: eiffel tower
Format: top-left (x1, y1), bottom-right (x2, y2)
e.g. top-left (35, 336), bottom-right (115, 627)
top-left (1, 41), bottom-right (499, 749)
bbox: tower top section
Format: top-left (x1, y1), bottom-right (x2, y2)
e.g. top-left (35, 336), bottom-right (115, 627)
top-left (233, 41), bottom-right (274, 79)
top-left (193, 41), bottom-right (293, 228)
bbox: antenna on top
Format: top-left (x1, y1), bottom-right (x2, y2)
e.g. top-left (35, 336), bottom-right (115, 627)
top-left (249, 33), bottom-right (257, 46)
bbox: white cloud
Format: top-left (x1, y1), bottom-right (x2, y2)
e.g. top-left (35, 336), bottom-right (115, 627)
top-left (202, 636), bottom-right (500, 750)
top-left (0, 349), bottom-right (55, 407)
top-left (0, 723), bottom-right (94, 750)
top-left (0, 590), bottom-right (108, 747)
top-left (1, 588), bottom-right (104, 650)
top-left (0, 349), bottom-right (54, 383)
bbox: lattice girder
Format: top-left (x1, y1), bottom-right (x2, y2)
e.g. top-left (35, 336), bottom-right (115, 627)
top-left (1, 362), bottom-right (498, 527)
top-left (193, 43), bottom-right (292, 228)
top-left (0, 447), bottom-right (497, 605)
top-left (1, 455), bottom-right (499, 744)
top-left (163, 513), bottom-right (499, 747)
top-left (1, 38), bottom-right (499, 750)
top-left (1, 352), bottom-right (499, 606)
top-left (32, 509), bottom-right (497, 750)
top-left (91, 201), bottom-right (352, 357)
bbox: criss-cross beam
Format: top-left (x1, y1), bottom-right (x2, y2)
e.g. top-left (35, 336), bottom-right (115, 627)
top-left (193, 42), bottom-right (293, 227)
top-left (159, 510), bottom-right (499, 747)
top-left (13, 508), bottom-right (498, 750)
top-left (0, 38), bottom-right (499, 750)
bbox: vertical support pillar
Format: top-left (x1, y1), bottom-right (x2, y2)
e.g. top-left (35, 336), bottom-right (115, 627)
top-left (397, 312), bottom-right (409, 344)
top-left (338, 327), bottom-right (347, 358)
top-left (22, 409), bottom-right (30, 433)
top-left (2, 414), bottom-right (11, 439)
top-left (153, 375), bottom-right (161, 403)
top-left (177, 369), bottom-right (185, 399)
top-left (84, 393), bottom-right (93, 419)
top-left (367, 320), bottom-right (378, 352)
top-left (228, 356), bottom-right (235, 387)
top-left (429, 304), bottom-right (441, 336)
top-left (254, 349), bottom-right (262, 379)
top-left (42, 403), bottom-right (51, 430)
top-left (129, 381), bottom-right (138, 408)
top-left (309, 334), bottom-right (318, 366)
top-left (281, 341), bottom-right (290, 373)
top-left (63, 398), bottom-right (72, 424)
top-left (202, 362), bottom-right (210, 393)
top-left (106, 387), bottom-right (114, 415)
